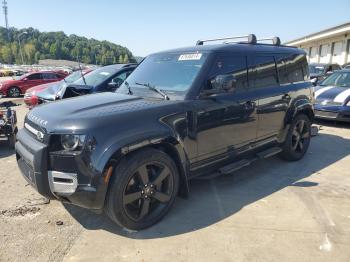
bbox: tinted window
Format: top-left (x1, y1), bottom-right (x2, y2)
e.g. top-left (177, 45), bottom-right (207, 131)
top-left (42, 73), bottom-right (58, 80)
top-left (27, 73), bottom-right (42, 80)
top-left (208, 54), bottom-right (247, 89)
top-left (276, 54), bottom-right (307, 84)
top-left (249, 56), bottom-right (278, 88)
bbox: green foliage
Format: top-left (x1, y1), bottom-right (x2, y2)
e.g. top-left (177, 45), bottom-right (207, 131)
top-left (0, 27), bottom-right (136, 65)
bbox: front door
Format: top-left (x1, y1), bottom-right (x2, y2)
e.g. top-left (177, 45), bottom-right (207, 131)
top-left (193, 54), bottom-right (258, 163)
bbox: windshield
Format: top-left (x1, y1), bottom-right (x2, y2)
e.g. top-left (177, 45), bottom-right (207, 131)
top-left (117, 52), bottom-right (208, 98)
top-left (65, 70), bottom-right (88, 84)
top-left (74, 66), bottom-right (117, 86)
top-left (320, 72), bottom-right (350, 87)
top-left (309, 65), bottom-right (325, 75)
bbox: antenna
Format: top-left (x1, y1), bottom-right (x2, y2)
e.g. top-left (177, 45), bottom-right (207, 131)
top-left (2, 0), bottom-right (9, 40)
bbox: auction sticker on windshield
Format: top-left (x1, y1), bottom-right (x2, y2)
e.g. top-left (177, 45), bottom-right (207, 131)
top-left (178, 53), bottom-right (202, 61)
top-left (100, 72), bottom-right (110, 76)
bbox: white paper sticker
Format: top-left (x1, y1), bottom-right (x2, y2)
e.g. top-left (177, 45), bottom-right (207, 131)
top-left (178, 53), bottom-right (202, 61)
top-left (99, 72), bottom-right (110, 76)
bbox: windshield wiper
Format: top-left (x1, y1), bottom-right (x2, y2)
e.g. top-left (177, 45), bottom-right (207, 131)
top-left (124, 81), bottom-right (133, 95)
top-left (135, 82), bottom-right (169, 100)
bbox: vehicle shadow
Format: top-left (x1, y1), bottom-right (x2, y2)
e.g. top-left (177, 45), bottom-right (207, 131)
top-left (64, 132), bottom-right (350, 238)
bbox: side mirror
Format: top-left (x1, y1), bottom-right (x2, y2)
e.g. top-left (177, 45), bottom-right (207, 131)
top-left (202, 74), bottom-right (236, 96)
top-left (108, 82), bottom-right (118, 88)
top-left (310, 78), bottom-right (318, 86)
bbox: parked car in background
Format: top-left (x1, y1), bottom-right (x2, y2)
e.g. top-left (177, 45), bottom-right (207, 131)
top-left (314, 69), bottom-right (350, 122)
top-left (58, 63), bottom-right (137, 100)
top-left (309, 63), bottom-right (341, 85)
top-left (24, 69), bottom-right (93, 108)
top-left (343, 63), bottom-right (350, 69)
top-left (0, 71), bottom-right (67, 97)
top-left (15, 34), bottom-right (314, 230)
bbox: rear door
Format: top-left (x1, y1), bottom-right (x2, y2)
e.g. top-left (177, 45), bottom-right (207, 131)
top-left (23, 73), bottom-right (43, 92)
top-left (42, 72), bottom-right (60, 84)
top-left (249, 55), bottom-right (289, 140)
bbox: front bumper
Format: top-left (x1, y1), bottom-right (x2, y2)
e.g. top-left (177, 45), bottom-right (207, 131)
top-left (15, 128), bottom-right (108, 210)
top-left (314, 104), bottom-right (350, 122)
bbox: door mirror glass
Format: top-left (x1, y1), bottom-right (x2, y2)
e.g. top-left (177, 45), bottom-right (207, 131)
top-left (212, 74), bottom-right (236, 91)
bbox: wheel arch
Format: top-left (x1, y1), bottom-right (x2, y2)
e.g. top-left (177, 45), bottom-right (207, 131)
top-left (278, 96), bottom-right (314, 143)
top-left (100, 136), bottom-right (190, 201)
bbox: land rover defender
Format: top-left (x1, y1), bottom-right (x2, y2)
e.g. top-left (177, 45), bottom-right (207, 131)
top-left (15, 34), bottom-right (314, 230)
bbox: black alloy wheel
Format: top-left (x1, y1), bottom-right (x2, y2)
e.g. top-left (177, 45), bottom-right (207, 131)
top-left (279, 114), bottom-right (311, 161)
top-left (105, 148), bottom-right (179, 230)
top-left (122, 162), bottom-right (175, 222)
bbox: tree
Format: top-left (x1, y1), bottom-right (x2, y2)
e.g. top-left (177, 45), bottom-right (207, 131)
top-left (0, 26), bottom-right (136, 65)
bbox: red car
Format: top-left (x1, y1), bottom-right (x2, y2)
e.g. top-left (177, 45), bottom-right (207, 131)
top-left (0, 70), bottom-right (67, 97)
top-left (24, 69), bottom-right (93, 108)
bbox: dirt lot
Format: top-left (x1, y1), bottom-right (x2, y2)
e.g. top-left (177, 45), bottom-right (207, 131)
top-left (0, 99), bottom-right (350, 262)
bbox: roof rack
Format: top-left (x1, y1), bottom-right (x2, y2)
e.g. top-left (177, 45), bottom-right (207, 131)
top-left (196, 34), bottom-right (257, 45)
top-left (196, 34), bottom-right (282, 46)
top-left (257, 37), bottom-right (281, 46)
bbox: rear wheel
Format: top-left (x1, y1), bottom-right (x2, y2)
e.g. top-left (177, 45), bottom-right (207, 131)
top-left (105, 148), bottom-right (179, 230)
top-left (279, 114), bottom-right (311, 161)
top-left (7, 87), bottom-right (21, 98)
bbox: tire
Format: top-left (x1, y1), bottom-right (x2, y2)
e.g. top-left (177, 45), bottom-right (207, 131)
top-left (105, 148), bottom-right (179, 230)
top-left (7, 87), bottom-right (21, 98)
top-left (279, 114), bottom-right (311, 161)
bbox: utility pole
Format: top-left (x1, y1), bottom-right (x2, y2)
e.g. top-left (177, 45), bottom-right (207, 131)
top-left (2, 0), bottom-right (9, 40)
top-left (18, 31), bottom-right (27, 65)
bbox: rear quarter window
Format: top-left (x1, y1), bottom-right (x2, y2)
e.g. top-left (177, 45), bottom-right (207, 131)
top-left (276, 54), bottom-right (307, 84)
top-left (248, 56), bottom-right (278, 88)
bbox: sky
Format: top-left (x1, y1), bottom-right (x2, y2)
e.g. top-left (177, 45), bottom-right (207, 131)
top-left (3, 0), bottom-right (350, 57)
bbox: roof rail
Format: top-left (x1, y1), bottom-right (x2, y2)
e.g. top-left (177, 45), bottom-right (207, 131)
top-left (196, 34), bottom-right (257, 45)
top-left (257, 37), bottom-right (281, 46)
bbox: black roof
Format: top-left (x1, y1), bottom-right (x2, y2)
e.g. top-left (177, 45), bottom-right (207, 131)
top-left (156, 43), bottom-right (305, 55)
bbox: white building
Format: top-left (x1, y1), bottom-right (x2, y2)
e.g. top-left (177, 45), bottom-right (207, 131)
top-left (285, 22), bottom-right (350, 65)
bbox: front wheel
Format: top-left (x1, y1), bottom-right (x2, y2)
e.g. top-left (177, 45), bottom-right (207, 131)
top-left (279, 114), bottom-right (311, 161)
top-left (7, 87), bottom-right (21, 98)
top-left (105, 148), bottom-right (179, 230)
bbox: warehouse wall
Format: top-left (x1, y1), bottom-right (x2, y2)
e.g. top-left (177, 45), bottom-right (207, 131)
top-left (294, 35), bottom-right (350, 65)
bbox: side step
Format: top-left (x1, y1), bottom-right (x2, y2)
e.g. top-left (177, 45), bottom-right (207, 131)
top-left (219, 159), bottom-right (256, 175)
top-left (256, 147), bottom-right (282, 159)
top-left (198, 147), bottom-right (283, 179)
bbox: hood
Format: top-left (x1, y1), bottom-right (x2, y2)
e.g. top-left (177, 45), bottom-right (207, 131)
top-left (36, 81), bottom-right (66, 101)
top-left (26, 92), bottom-right (173, 133)
top-left (314, 85), bottom-right (350, 104)
top-left (61, 84), bottom-right (94, 99)
top-left (27, 81), bottom-right (62, 94)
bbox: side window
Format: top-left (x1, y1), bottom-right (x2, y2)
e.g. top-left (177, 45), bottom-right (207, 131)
top-left (249, 56), bottom-right (278, 88)
top-left (42, 73), bottom-right (57, 80)
top-left (27, 73), bottom-right (42, 80)
top-left (208, 54), bottom-right (248, 90)
top-left (276, 54), bottom-right (306, 84)
top-left (285, 54), bottom-right (305, 83)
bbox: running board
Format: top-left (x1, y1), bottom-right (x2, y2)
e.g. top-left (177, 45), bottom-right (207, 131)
top-left (219, 159), bottom-right (255, 175)
top-left (218, 147), bottom-right (282, 175)
top-left (256, 147), bottom-right (282, 159)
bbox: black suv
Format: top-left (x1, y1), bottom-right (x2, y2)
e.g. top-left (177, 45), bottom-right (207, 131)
top-left (15, 34), bottom-right (314, 230)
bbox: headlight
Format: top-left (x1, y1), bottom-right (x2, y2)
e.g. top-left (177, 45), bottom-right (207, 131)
top-left (61, 134), bottom-right (86, 151)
